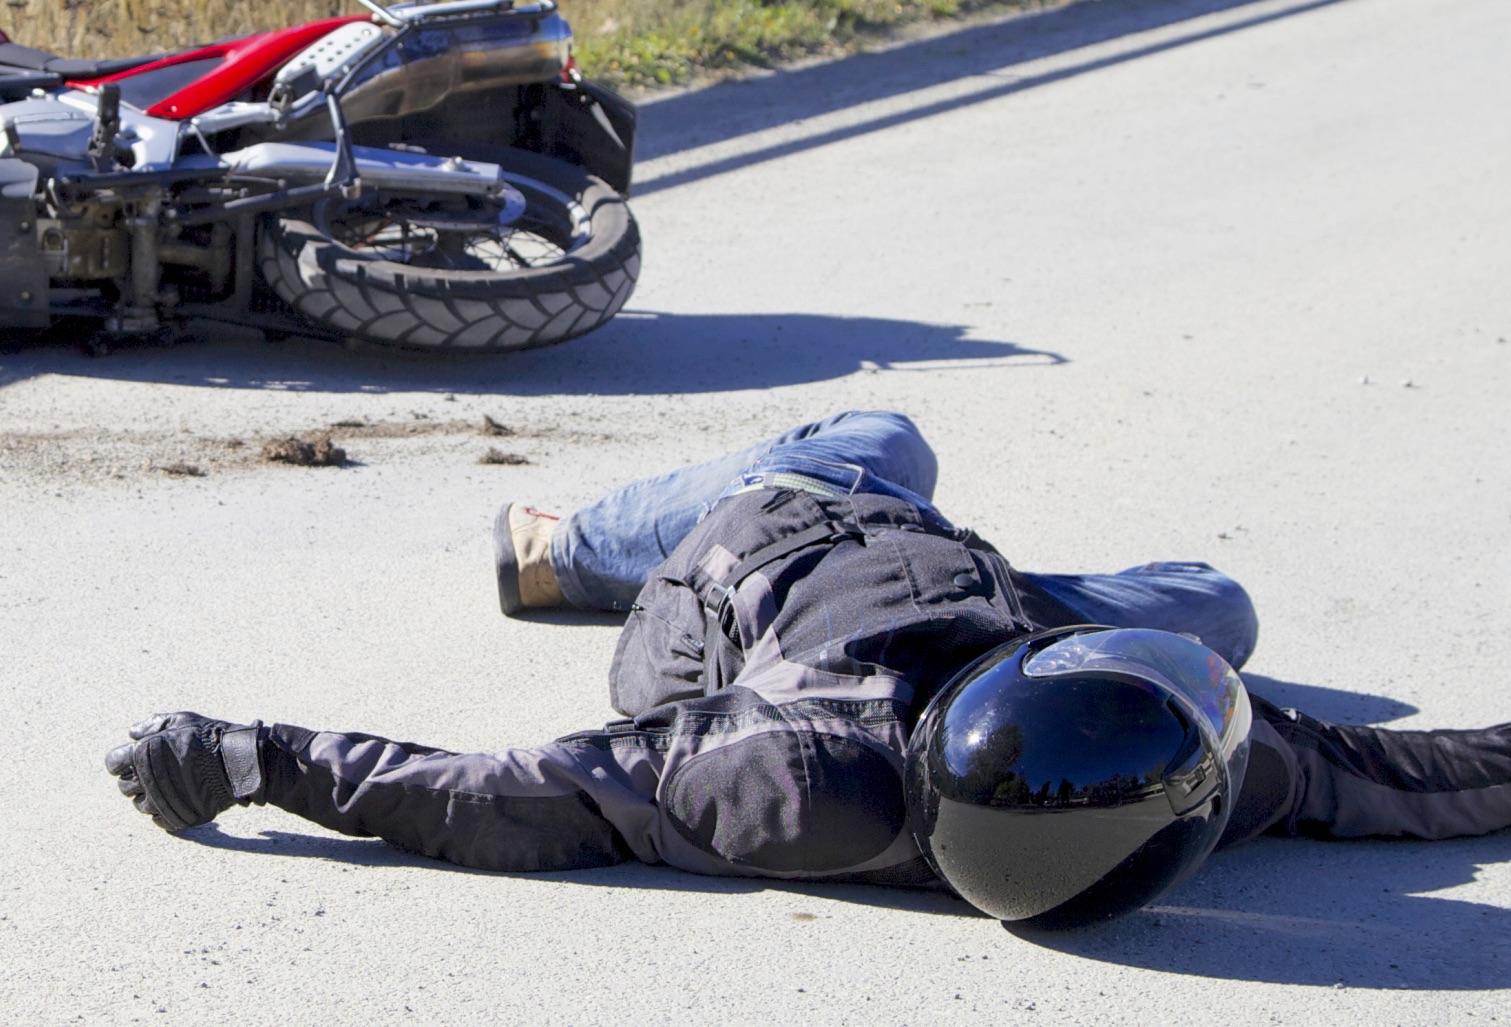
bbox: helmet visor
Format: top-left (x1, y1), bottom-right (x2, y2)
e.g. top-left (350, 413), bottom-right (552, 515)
top-left (1023, 628), bottom-right (1246, 755)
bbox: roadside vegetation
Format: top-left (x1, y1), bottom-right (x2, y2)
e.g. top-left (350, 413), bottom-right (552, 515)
top-left (13, 0), bottom-right (1059, 90)
top-left (561, 0), bottom-right (1055, 89)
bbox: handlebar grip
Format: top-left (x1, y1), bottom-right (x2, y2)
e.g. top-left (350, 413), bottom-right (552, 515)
top-left (97, 82), bottom-right (120, 126)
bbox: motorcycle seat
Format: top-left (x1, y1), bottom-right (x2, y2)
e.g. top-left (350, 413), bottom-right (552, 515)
top-left (0, 42), bottom-right (163, 80)
top-left (0, 68), bottom-right (61, 101)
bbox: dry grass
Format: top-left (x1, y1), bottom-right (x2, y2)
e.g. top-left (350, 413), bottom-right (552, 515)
top-left (9, 0), bottom-right (348, 57)
top-left (11, 0), bottom-right (1047, 88)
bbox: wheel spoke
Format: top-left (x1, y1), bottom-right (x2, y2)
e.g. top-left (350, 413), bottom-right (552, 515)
top-left (317, 171), bottom-right (587, 272)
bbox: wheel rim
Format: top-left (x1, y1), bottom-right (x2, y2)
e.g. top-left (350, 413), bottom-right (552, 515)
top-left (317, 176), bottom-right (592, 272)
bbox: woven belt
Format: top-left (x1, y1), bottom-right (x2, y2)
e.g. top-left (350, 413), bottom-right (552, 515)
top-left (731, 470), bottom-right (849, 499)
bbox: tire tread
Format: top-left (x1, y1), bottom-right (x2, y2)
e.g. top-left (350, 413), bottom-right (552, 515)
top-left (258, 150), bottom-right (640, 352)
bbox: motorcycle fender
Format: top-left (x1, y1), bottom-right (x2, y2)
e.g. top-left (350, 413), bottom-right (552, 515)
top-left (0, 158), bottom-right (47, 328)
top-left (536, 78), bottom-right (637, 197)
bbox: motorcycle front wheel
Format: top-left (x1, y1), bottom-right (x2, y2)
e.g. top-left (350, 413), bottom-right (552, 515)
top-left (259, 149), bottom-right (640, 351)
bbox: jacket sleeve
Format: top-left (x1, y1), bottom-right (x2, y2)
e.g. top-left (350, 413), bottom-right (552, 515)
top-left (259, 722), bottom-right (653, 873)
top-left (255, 693), bottom-right (932, 883)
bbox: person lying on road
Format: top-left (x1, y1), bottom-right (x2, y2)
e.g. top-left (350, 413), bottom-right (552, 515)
top-left (106, 410), bottom-right (1511, 928)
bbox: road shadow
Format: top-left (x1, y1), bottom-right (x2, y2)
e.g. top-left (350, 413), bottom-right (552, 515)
top-left (633, 0), bottom-right (1352, 194)
top-left (0, 310), bottom-right (1063, 395)
top-left (1240, 673), bottom-right (1419, 725)
top-left (183, 668), bottom-right (1499, 984)
top-left (1023, 832), bottom-right (1511, 989)
top-left (188, 820), bottom-right (1511, 979)
top-left (189, 824), bottom-right (975, 917)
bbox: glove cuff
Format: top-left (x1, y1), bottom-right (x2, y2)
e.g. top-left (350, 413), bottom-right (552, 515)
top-left (219, 721), bottom-right (266, 803)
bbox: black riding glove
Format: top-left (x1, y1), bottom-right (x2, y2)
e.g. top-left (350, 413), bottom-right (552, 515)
top-left (104, 712), bottom-right (266, 831)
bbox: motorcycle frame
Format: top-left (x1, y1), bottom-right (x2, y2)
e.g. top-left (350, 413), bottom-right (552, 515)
top-left (0, 0), bottom-right (636, 340)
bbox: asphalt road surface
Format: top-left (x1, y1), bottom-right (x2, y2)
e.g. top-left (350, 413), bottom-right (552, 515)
top-left (2, 0), bottom-right (1508, 1022)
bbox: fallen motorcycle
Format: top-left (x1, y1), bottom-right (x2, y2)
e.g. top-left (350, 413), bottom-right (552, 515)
top-left (0, 0), bottom-right (639, 353)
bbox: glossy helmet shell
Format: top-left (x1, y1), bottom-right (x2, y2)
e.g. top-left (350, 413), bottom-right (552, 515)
top-left (904, 625), bottom-right (1251, 929)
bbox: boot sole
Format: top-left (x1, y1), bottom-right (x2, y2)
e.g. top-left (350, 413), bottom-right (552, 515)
top-left (492, 502), bottom-right (524, 615)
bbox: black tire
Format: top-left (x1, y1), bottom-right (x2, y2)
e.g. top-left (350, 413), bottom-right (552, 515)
top-left (258, 149), bottom-right (639, 351)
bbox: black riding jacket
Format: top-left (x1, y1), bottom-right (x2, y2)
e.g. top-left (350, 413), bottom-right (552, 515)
top-left (257, 487), bottom-right (1511, 877)
top-left (260, 487), bottom-right (1076, 880)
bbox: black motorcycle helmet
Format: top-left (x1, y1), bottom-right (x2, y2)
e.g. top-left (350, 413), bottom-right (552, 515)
top-left (905, 625), bottom-right (1251, 929)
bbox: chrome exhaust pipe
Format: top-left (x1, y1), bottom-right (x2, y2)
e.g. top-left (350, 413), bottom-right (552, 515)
top-left (216, 142), bottom-right (505, 197)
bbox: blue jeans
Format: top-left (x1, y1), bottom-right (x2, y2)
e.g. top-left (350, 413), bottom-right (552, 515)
top-left (550, 410), bottom-right (1258, 668)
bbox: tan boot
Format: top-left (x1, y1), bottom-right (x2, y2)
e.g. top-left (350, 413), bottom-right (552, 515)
top-left (492, 503), bottom-right (565, 615)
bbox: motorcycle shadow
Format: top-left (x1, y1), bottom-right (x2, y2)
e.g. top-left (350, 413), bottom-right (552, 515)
top-left (0, 310), bottom-right (1066, 396)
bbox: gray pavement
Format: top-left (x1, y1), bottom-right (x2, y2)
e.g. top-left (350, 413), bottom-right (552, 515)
top-left (2, 0), bottom-right (1509, 1022)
